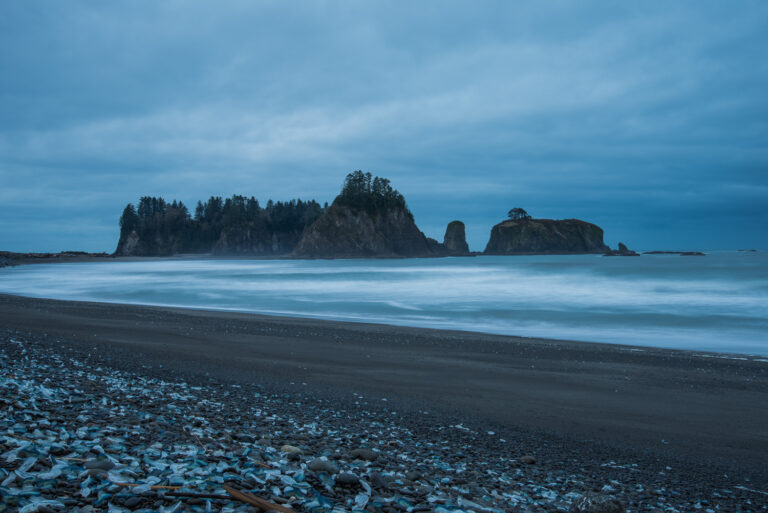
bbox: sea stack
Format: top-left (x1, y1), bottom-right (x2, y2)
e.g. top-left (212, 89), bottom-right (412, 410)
top-left (484, 209), bottom-right (609, 254)
top-left (443, 220), bottom-right (470, 255)
top-left (293, 171), bottom-right (435, 258)
top-left (604, 242), bottom-right (640, 256)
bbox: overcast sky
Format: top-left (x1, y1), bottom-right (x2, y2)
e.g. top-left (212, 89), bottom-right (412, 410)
top-left (1, 1), bottom-right (766, 252)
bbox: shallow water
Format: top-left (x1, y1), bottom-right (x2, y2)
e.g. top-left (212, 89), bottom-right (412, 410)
top-left (1, 252), bottom-right (766, 355)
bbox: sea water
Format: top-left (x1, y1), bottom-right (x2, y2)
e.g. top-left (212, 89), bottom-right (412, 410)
top-left (0, 252), bottom-right (766, 355)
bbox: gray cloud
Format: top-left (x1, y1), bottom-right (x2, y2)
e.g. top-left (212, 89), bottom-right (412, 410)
top-left (1, 1), bottom-right (766, 252)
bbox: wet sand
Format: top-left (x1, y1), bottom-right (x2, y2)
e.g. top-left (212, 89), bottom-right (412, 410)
top-left (1, 293), bottom-right (766, 487)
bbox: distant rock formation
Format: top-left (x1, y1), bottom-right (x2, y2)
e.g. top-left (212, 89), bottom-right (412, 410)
top-left (643, 250), bottom-right (705, 256)
top-left (0, 251), bottom-right (111, 267)
top-left (294, 172), bottom-right (435, 258)
top-left (443, 221), bottom-right (470, 255)
top-left (604, 242), bottom-right (640, 256)
top-left (484, 217), bottom-right (609, 254)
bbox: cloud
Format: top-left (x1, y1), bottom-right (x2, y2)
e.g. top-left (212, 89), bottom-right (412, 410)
top-left (1, 1), bottom-right (767, 252)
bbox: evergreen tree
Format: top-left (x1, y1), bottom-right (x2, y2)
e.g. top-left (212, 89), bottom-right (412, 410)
top-left (507, 208), bottom-right (531, 221)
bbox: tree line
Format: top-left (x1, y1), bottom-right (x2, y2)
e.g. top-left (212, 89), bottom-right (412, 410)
top-left (118, 195), bottom-right (326, 255)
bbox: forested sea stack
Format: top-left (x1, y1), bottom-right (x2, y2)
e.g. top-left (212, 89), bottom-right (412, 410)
top-left (115, 196), bottom-right (324, 256)
top-left (114, 171), bottom-right (465, 258)
top-left (484, 208), bottom-right (610, 254)
top-left (293, 171), bottom-right (438, 258)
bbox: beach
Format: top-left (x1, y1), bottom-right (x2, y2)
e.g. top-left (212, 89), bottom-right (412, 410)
top-left (1, 293), bottom-right (767, 511)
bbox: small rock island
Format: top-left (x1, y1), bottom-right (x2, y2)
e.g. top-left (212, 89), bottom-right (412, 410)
top-left (484, 208), bottom-right (610, 255)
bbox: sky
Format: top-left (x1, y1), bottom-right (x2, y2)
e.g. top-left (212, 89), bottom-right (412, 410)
top-left (1, 1), bottom-right (766, 253)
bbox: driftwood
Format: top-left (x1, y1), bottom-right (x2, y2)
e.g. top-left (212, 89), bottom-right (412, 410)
top-left (225, 485), bottom-right (295, 513)
top-left (115, 482), bottom-right (183, 491)
top-left (166, 491), bottom-right (231, 500)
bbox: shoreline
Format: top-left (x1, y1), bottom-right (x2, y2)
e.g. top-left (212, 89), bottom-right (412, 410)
top-left (1, 293), bottom-right (766, 488)
top-left (2, 290), bottom-right (768, 360)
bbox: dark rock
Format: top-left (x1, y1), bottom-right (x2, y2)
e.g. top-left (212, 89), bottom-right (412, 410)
top-left (443, 220), bottom-right (470, 255)
top-left (603, 242), bottom-right (640, 257)
top-left (484, 218), bottom-right (610, 254)
top-left (350, 448), bottom-right (379, 461)
top-left (84, 458), bottom-right (115, 470)
top-left (405, 471), bottom-right (422, 482)
top-left (570, 492), bottom-right (626, 513)
top-left (519, 455), bottom-right (536, 465)
top-left (336, 472), bottom-right (360, 487)
top-left (124, 496), bottom-right (142, 508)
top-left (308, 458), bottom-right (340, 474)
top-left (643, 250), bottom-right (705, 256)
top-left (370, 472), bottom-right (391, 489)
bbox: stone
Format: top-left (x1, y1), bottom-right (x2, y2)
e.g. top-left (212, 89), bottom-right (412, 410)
top-left (336, 472), bottom-right (360, 487)
top-left (519, 455), bottom-right (536, 465)
top-left (308, 458), bottom-right (340, 474)
top-left (405, 471), bottom-right (422, 482)
top-left (570, 492), bottom-right (626, 513)
top-left (280, 444), bottom-right (303, 454)
top-left (124, 496), bottom-right (142, 508)
top-left (350, 448), bottom-right (379, 461)
top-left (370, 472), bottom-right (391, 489)
top-left (83, 459), bottom-right (115, 471)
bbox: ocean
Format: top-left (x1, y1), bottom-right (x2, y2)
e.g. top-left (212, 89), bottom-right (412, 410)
top-left (1, 252), bottom-right (766, 355)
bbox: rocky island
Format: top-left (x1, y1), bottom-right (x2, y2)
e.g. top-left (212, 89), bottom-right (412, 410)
top-left (115, 171), bottom-right (469, 259)
top-left (294, 172), bottom-right (440, 258)
top-left (113, 171), bottom-right (638, 259)
top-left (483, 208), bottom-right (610, 255)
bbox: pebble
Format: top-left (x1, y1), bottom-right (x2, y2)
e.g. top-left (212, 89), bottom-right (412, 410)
top-left (350, 448), bottom-right (379, 461)
top-left (336, 472), bottom-right (360, 487)
top-left (280, 444), bottom-right (303, 454)
top-left (309, 458), bottom-right (340, 474)
top-left (83, 459), bottom-right (115, 471)
top-left (123, 496), bottom-right (142, 508)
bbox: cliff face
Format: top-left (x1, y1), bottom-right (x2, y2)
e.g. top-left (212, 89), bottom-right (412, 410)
top-left (443, 220), bottom-right (470, 255)
top-left (115, 230), bottom-right (141, 256)
top-left (484, 218), bottom-right (609, 254)
top-left (212, 227), bottom-right (304, 255)
top-left (293, 202), bottom-right (434, 258)
top-left (115, 229), bottom-right (185, 257)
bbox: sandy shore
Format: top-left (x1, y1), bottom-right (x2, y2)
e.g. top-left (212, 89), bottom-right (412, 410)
top-left (1, 293), bottom-right (767, 507)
